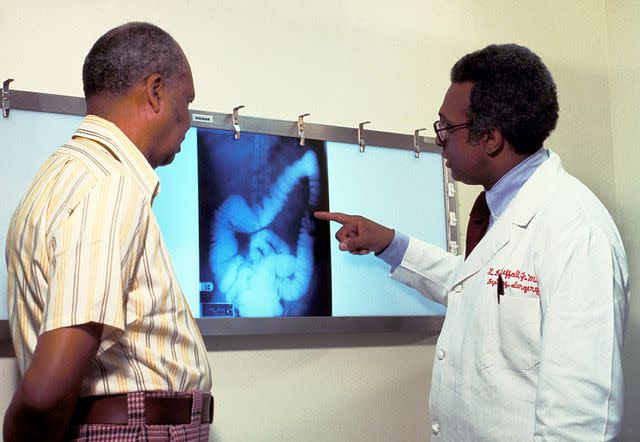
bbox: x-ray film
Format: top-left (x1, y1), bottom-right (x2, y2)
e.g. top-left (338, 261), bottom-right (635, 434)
top-left (197, 129), bottom-right (332, 318)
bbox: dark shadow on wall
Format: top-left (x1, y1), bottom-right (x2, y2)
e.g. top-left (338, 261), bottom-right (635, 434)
top-left (0, 341), bottom-right (15, 358)
top-left (203, 331), bottom-right (439, 352)
top-left (0, 321), bottom-right (14, 357)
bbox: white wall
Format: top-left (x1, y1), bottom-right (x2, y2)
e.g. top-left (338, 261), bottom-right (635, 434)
top-left (606, 1), bottom-right (640, 441)
top-left (2, 1), bottom-right (638, 440)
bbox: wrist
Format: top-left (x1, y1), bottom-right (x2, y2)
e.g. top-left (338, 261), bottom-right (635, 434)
top-left (375, 228), bottom-right (395, 255)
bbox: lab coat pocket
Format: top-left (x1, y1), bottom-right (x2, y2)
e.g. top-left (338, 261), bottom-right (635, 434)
top-left (494, 296), bottom-right (541, 370)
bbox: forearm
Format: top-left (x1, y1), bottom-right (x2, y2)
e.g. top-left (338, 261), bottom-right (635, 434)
top-left (389, 237), bottom-right (462, 305)
top-left (3, 383), bottom-right (77, 442)
top-left (4, 322), bottom-right (103, 442)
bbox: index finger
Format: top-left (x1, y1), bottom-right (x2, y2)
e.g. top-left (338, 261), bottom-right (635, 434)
top-left (313, 211), bottom-right (356, 225)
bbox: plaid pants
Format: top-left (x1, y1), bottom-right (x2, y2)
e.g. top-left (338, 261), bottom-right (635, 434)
top-left (65, 391), bottom-right (211, 442)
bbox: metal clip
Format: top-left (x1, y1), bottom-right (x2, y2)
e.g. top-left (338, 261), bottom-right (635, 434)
top-left (232, 105), bottom-right (245, 139)
top-left (358, 121), bottom-right (371, 153)
top-left (414, 128), bottom-right (426, 158)
top-left (449, 212), bottom-right (457, 227)
top-left (298, 113), bottom-right (310, 147)
top-left (447, 182), bottom-right (456, 197)
top-left (448, 241), bottom-right (459, 255)
top-left (2, 78), bottom-right (14, 118)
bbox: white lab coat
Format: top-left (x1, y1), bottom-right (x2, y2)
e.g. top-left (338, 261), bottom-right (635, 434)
top-left (391, 152), bottom-right (629, 441)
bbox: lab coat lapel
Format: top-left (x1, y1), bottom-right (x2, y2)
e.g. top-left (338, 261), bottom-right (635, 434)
top-left (454, 150), bottom-right (563, 285)
top-left (457, 209), bottom-right (512, 283)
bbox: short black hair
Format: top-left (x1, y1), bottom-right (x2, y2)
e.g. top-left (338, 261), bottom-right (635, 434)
top-left (82, 22), bottom-right (187, 97)
top-left (451, 44), bottom-right (559, 154)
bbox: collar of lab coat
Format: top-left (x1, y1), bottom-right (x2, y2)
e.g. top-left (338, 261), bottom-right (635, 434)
top-left (457, 150), bottom-right (564, 283)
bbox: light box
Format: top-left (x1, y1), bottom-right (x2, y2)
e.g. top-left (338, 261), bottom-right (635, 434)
top-left (1, 91), bottom-right (455, 334)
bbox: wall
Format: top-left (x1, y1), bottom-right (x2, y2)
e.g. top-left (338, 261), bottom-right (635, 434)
top-left (1, 1), bottom-right (636, 440)
top-left (605, 1), bottom-right (640, 441)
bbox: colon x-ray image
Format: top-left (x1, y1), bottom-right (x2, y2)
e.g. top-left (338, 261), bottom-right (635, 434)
top-left (197, 129), bottom-right (331, 318)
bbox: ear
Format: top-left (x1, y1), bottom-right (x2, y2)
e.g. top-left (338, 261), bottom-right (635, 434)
top-left (483, 128), bottom-right (504, 157)
top-left (144, 73), bottom-right (163, 113)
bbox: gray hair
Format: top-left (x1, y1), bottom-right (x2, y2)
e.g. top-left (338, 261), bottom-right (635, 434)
top-left (82, 22), bottom-right (187, 97)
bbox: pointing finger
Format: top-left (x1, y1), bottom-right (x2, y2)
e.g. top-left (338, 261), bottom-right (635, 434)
top-left (314, 211), bottom-right (356, 226)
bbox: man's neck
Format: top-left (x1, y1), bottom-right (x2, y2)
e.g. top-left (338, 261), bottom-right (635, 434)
top-left (86, 94), bottom-right (151, 161)
top-left (484, 149), bottom-right (534, 190)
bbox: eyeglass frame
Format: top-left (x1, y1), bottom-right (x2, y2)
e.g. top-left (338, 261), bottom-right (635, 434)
top-left (433, 120), bottom-right (471, 143)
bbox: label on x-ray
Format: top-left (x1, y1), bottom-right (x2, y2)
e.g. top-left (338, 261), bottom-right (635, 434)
top-left (192, 113), bottom-right (214, 123)
top-left (202, 303), bottom-right (234, 317)
top-left (200, 282), bottom-right (214, 292)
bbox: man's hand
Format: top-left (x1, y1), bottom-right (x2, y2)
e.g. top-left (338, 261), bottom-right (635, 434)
top-left (314, 211), bottom-right (395, 255)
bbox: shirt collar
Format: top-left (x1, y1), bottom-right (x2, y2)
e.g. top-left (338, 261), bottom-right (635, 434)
top-left (485, 148), bottom-right (549, 224)
top-left (72, 115), bottom-right (160, 200)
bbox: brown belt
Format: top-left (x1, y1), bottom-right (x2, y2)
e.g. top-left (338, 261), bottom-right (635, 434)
top-left (72, 393), bottom-right (213, 425)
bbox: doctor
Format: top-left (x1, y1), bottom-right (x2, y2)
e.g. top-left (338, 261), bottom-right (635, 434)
top-left (315, 44), bottom-right (629, 441)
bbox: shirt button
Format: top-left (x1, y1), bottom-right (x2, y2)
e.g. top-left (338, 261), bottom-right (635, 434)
top-left (432, 422), bottom-right (440, 435)
top-left (437, 348), bottom-right (446, 360)
top-left (454, 285), bottom-right (462, 293)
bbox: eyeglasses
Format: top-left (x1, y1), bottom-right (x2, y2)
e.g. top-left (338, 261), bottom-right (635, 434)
top-left (433, 120), bottom-right (471, 143)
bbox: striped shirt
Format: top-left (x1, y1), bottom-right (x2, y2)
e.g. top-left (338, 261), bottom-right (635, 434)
top-left (6, 115), bottom-right (212, 396)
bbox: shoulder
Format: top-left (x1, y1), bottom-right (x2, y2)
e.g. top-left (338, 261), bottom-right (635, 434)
top-left (59, 138), bottom-right (132, 180)
top-left (58, 138), bottom-right (150, 200)
top-left (530, 169), bottom-right (627, 271)
top-left (541, 170), bottom-right (619, 239)
top-left (43, 143), bottom-right (150, 234)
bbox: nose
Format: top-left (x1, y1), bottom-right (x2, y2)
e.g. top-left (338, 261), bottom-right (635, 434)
top-left (435, 136), bottom-right (446, 150)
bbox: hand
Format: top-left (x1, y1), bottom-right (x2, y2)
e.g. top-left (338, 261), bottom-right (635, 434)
top-left (313, 211), bottom-right (395, 255)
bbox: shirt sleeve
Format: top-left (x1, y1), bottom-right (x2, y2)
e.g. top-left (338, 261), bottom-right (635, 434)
top-left (43, 175), bottom-right (150, 354)
top-left (388, 237), bottom-right (463, 306)
top-left (534, 232), bottom-right (627, 441)
top-left (377, 231), bottom-right (410, 271)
